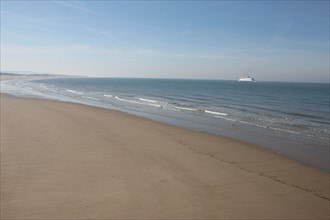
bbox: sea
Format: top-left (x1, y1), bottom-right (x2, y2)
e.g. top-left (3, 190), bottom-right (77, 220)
top-left (1, 77), bottom-right (329, 172)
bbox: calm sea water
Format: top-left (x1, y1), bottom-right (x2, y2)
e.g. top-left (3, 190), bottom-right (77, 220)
top-left (2, 77), bottom-right (329, 171)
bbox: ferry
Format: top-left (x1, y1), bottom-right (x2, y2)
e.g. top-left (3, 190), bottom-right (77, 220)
top-left (238, 76), bottom-right (254, 82)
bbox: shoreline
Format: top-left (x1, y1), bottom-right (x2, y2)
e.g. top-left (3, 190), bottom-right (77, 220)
top-left (2, 78), bottom-right (329, 172)
top-left (1, 94), bottom-right (329, 219)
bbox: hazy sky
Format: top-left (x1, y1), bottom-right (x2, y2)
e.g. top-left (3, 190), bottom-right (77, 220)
top-left (1, 1), bottom-right (329, 82)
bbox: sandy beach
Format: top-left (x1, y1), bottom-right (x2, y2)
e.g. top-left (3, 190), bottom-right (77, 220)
top-left (1, 94), bottom-right (329, 219)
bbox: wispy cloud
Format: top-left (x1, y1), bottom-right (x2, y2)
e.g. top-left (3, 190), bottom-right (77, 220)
top-left (1, 43), bottom-right (307, 61)
top-left (52, 0), bottom-right (162, 33)
top-left (1, 10), bottom-right (18, 16)
top-left (99, 31), bottom-right (127, 45)
top-left (76, 21), bottom-right (96, 33)
top-left (1, 29), bottom-right (25, 40)
top-left (2, 44), bottom-right (328, 81)
top-left (76, 21), bottom-right (127, 46)
top-left (1, 9), bottom-right (64, 33)
top-left (52, 1), bottom-right (95, 14)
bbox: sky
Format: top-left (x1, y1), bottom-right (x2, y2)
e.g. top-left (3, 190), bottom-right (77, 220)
top-left (1, 1), bottom-right (329, 82)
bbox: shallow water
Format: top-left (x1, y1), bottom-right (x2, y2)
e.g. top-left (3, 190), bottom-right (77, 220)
top-left (2, 77), bottom-right (329, 172)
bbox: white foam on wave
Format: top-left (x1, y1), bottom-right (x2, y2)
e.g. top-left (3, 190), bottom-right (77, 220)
top-left (104, 94), bottom-right (113, 98)
top-left (268, 127), bottom-right (301, 134)
top-left (215, 116), bottom-right (236, 122)
top-left (115, 96), bottom-right (141, 104)
top-left (67, 89), bottom-right (83, 95)
top-left (139, 98), bottom-right (158, 103)
top-left (238, 120), bottom-right (301, 135)
top-left (239, 120), bottom-right (269, 129)
top-left (82, 96), bottom-right (100, 101)
top-left (174, 106), bottom-right (197, 111)
top-left (205, 110), bottom-right (228, 116)
top-left (115, 96), bottom-right (162, 108)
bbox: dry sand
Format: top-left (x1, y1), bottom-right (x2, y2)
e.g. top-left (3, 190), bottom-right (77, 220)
top-left (1, 95), bottom-right (329, 219)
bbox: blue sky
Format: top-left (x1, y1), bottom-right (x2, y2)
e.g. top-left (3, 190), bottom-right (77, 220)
top-left (1, 1), bottom-right (329, 82)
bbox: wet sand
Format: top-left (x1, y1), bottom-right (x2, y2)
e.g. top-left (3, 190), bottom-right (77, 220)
top-left (1, 95), bottom-right (329, 219)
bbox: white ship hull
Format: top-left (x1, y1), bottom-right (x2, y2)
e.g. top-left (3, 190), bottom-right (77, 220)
top-left (238, 76), bottom-right (254, 82)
